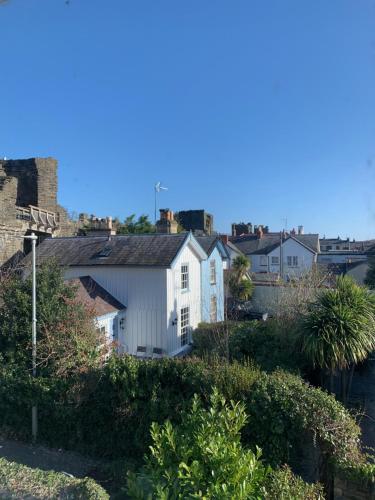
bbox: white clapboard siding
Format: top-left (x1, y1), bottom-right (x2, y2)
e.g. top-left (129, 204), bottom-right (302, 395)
top-left (166, 243), bottom-right (202, 355)
top-left (64, 266), bottom-right (168, 355)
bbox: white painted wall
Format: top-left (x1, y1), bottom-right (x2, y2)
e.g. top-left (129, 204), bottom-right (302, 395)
top-left (166, 242), bottom-right (202, 356)
top-left (64, 266), bottom-right (168, 356)
top-left (249, 239), bottom-right (316, 278)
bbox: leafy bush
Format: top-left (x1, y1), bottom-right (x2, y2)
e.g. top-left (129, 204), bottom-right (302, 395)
top-left (0, 260), bottom-right (107, 377)
top-left (264, 466), bottom-right (324, 499)
top-left (127, 389), bottom-right (269, 499)
top-left (193, 320), bottom-right (308, 373)
top-left (0, 457), bottom-right (108, 499)
top-left (0, 356), bottom-right (368, 489)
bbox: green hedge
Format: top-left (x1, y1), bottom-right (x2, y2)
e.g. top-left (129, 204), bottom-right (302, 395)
top-left (0, 356), bottom-right (363, 472)
top-left (193, 320), bottom-right (309, 373)
top-left (0, 457), bottom-right (108, 499)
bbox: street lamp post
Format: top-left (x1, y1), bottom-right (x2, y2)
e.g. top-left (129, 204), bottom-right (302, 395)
top-left (23, 232), bottom-right (38, 442)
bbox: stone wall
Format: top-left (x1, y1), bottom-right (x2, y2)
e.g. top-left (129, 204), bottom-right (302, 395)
top-left (0, 157), bottom-right (78, 267)
top-left (0, 224), bottom-right (26, 267)
top-left (0, 158), bottom-right (57, 212)
top-left (0, 176), bottom-right (18, 224)
top-left (334, 476), bottom-right (375, 500)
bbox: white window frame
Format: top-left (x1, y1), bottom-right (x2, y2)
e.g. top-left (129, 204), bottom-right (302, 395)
top-left (287, 256), bottom-right (298, 267)
top-left (271, 256), bottom-right (279, 265)
top-left (210, 295), bottom-right (217, 323)
top-left (210, 260), bottom-right (216, 284)
top-left (181, 263), bottom-right (189, 291)
top-left (260, 256), bottom-right (267, 266)
top-left (180, 306), bottom-right (190, 346)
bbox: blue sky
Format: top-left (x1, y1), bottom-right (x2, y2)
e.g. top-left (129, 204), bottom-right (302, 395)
top-left (1, 0), bottom-right (375, 239)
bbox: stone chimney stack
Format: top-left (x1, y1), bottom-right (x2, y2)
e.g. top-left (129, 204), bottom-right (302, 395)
top-left (257, 225), bottom-right (263, 239)
top-left (291, 228), bottom-right (296, 236)
top-left (156, 209), bottom-right (178, 234)
top-left (83, 215), bottom-right (116, 237)
top-left (298, 225), bottom-right (304, 235)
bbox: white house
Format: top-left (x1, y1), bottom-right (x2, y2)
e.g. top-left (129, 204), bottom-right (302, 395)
top-left (31, 233), bottom-right (207, 357)
top-left (231, 231), bottom-right (320, 280)
top-left (196, 236), bottom-right (226, 322)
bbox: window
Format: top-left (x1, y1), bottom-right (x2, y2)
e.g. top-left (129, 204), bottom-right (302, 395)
top-left (181, 264), bottom-right (189, 291)
top-left (287, 256), bottom-right (298, 267)
top-left (180, 306), bottom-right (190, 346)
top-left (210, 295), bottom-right (217, 323)
top-left (271, 256), bottom-right (279, 265)
top-left (210, 260), bottom-right (216, 284)
top-left (96, 326), bottom-right (106, 337)
top-left (260, 256), bottom-right (267, 266)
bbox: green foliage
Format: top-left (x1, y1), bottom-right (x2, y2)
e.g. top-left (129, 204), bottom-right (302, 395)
top-left (228, 255), bottom-right (254, 301)
top-left (0, 260), bottom-right (105, 377)
top-left (364, 256), bottom-right (375, 289)
top-left (116, 214), bottom-right (155, 234)
top-left (0, 457), bottom-right (108, 499)
top-left (264, 466), bottom-right (324, 499)
top-left (127, 389), bottom-right (269, 499)
top-left (0, 356), bottom-right (370, 493)
top-left (193, 320), bottom-right (308, 373)
top-left (243, 370), bottom-right (361, 469)
top-left (301, 275), bottom-right (375, 372)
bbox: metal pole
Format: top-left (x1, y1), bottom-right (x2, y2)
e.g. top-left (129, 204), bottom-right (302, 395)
top-left (31, 233), bottom-right (37, 442)
top-left (154, 187), bottom-right (157, 224)
top-left (23, 233), bottom-right (38, 443)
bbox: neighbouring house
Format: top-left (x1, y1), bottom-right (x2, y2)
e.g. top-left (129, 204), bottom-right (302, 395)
top-left (220, 235), bottom-right (244, 269)
top-left (320, 236), bottom-right (375, 252)
top-left (196, 236), bottom-right (226, 323)
top-left (231, 227), bottom-right (320, 280)
top-left (317, 251), bottom-right (368, 266)
top-left (26, 233), bottom-right (208, 357)
top-left (66, 276), bottom-right (126, 346)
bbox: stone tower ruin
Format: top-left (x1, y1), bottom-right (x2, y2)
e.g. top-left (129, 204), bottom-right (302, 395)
top-left (0, 157), bottom-right (74, 267)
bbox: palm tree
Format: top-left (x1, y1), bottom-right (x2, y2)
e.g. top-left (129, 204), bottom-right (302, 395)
top-left (228, 255), bottom-right (254, 302)
top-left (301, 275), bottom-right (375, 402)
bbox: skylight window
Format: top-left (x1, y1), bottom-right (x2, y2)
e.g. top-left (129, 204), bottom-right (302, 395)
top-left (96, 246), bottom-right (112, 258)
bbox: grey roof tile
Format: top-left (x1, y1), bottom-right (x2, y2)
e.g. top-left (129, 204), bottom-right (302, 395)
top-left (30, 234), bottom-right (189, 267)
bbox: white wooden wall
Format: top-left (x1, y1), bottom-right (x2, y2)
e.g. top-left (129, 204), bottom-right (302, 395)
top-left (166, 243), bottom-right (202, 355)
top-left (64, 266), bottom-right (168, 355)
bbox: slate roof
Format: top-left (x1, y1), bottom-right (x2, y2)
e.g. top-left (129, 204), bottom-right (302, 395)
top-left (230, 234), bottom-right (281, 255)
top-left (293, 234), bottom-right (320, 253)
top-left (195, 236), bottom-right (220, 256)
top-left (30, 234), bottom-right (189, 267)
top-left (67, 276), bottom-right (126, 316)
top-left (230, 233), bottom-right (320, 255)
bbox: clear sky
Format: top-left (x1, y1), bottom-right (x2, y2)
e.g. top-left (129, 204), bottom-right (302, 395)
top-left (1, 0), bottom-right (375, 239)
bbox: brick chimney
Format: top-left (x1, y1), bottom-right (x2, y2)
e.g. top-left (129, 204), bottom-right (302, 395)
top-left (291, 228), bottom-right (296, 236)
top-left (221, 234), bottom-right (229, 245)
top-left (156, 208), bottom-right (178, 234)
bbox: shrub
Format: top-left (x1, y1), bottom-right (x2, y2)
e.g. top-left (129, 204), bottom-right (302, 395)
top-left (127, 389), bottom-right (269, 498)
top-left (0, 260), bottom-right (107, 377)
top-left (0, 356), bottom-right (369, 489)
top-left (0, 457), bottom-right (108, 499)
top-left (193, 319), bottom-right (308, 373)
top-left (264, 466), bottom-right (324, 499)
